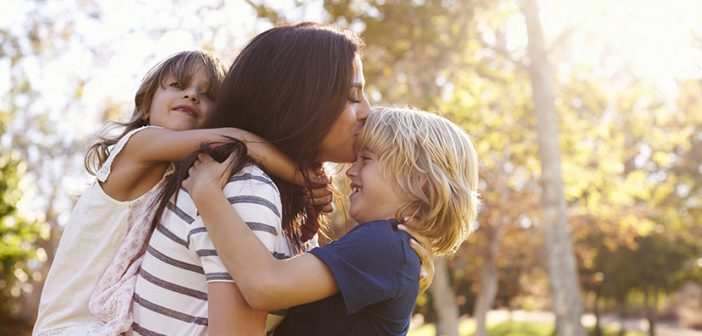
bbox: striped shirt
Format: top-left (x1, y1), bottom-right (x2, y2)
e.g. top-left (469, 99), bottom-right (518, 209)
top-left (129, 164), bottom-right (293, 336)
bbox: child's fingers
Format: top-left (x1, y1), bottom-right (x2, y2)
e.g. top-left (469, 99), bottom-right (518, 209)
top-left (307, 185), bottom-right (333, 199)
top-left (304, 188), bottom-right (333, 205)
top-left (222, 152), bottom-right (237, 167)
top-left (310, 173), bottom-right (330, 185)
top-left (320, 203), bottom-right (334, 213)
top-left (197, 153), bottom-right (216, 164)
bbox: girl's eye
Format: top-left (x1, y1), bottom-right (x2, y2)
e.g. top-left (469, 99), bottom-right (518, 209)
top-left (348, 97), bottom-right (360, 104)
top-left (169, 82), bottom-right (181, 88)
top-left (202, 92), bottom-right (215, 101)
top-left (360, 155), bottom-right (371, 161)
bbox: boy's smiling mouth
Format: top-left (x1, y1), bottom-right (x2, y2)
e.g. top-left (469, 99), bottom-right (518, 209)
top-left (350, 183), bottom-right (362, 198)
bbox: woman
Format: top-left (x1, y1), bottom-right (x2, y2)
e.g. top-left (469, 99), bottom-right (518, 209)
top-left (129, 23), bottom-right (375, 335)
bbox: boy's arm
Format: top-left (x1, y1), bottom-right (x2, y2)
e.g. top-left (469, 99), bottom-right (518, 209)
top-left (184, 154), bottom-right (339, 311)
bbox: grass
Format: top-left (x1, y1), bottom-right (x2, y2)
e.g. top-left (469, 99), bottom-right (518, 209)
top-left (408, 320), bottom-right (646, 336)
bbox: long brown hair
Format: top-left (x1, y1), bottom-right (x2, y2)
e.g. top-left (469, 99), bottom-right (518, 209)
top-left (153, 23), bottom-right (364, 252)
top-left (84, 50), bottom-right (227, 174)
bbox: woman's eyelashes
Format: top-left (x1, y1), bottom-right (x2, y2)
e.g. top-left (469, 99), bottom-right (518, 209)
top-left (348, 87), bottom-right (362, 103)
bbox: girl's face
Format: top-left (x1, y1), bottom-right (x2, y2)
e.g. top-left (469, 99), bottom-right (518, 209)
top-left (346, 148), bottom-right (411, 223)
top-left (317, 55), bottom-right (372, 163)
top-left (145, 66), bottom-right (216, 131)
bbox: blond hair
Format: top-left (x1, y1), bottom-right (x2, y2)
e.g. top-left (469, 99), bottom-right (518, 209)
top-left (357, 106), bottom-right (479, 255)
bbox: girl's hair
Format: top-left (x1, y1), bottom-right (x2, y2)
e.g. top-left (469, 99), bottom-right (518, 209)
top-left (153, 23), bottom-right (364, 252)
top-left (84, 50), bottom-right (228, 174)
top-left (357, 106), bottom-right (480, 255)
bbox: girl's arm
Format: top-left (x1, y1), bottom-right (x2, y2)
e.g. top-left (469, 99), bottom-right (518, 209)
top-left (127, 127), bottom-right (303, 185)
top-left (183, 154), bottom-right (339, 311)
top-left (208, 283), bottom-right (266, 335)
top-left (127, 127), bottom-right (333, 210)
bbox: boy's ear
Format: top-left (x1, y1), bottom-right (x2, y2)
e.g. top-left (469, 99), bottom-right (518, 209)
top-left (413, 173), bottom-right (428, 189)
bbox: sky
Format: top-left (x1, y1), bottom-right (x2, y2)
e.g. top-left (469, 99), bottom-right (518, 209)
top-left (2, 0), bottom-right (702, 225)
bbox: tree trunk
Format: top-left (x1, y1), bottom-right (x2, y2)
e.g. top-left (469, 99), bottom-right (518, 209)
top-left (644, 287), bottom-right (658, 336)
top-left (430, 257), bottom-right (459, 336)
top-left (521, 1), bottom-right (586, 336)
top-left (473, 219), bottom-right (506, 336)
top-left (617, 302), bottom-right (627, 336)
top-left (593, 291), bottom-right (602, 336)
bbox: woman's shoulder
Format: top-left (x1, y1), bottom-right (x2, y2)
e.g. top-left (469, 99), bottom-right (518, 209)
top-left (224, 163), bottom-right (280, 198)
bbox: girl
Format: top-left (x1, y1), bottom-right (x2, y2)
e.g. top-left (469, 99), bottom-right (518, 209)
top-left (33, 50), bottom-right (330, 336)
top-left (184, 106), bottom-right (480, 335)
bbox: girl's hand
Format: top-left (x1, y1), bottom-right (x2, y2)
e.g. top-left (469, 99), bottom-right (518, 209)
top-left (398, 223), bottom-right (435, 295)
top-left (302, 173), bottom-right (334, 213)
top-left (183, 153), bottom-right (236, 202)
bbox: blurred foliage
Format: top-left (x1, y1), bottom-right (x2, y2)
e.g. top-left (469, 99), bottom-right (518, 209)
top-left (0, 128), bottom-right (41, 324)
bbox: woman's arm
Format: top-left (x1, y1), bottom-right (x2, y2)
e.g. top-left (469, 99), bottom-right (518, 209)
top-left (208, 282), bottom-right (266, 336)
top-left (183, 154), bottom-right (339, 311)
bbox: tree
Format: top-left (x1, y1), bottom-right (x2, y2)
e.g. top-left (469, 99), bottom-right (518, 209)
top-left (521, 1), bottom-right (586, 335)
top-left (0, 117), bottom-right (41, 332)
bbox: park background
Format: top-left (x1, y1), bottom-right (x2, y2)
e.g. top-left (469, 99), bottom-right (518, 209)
top-left (1, 0), bottom-right (701, 335)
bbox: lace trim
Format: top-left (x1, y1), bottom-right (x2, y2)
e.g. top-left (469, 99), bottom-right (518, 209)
top-left (37, 326), bottom-right (69, 336)
top-left (87, 172), bottom-right (169, 334)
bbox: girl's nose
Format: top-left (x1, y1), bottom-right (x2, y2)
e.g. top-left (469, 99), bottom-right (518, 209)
top-left (183, 88), bottom-right (199, 102)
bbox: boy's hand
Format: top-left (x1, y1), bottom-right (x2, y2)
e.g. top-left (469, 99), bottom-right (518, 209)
top-left (183, 153), bottom-right (235, 202)
top-left (302, 171), bottom-right (335, 213)
top-left (398, 223), bottom-right (435, 295)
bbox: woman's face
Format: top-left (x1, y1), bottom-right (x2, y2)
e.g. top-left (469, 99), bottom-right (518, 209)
top-left (317, 55), bottom-right (372, 163)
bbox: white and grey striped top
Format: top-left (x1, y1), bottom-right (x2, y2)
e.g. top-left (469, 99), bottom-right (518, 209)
top-left (129, 164), bottom-right (293, 336)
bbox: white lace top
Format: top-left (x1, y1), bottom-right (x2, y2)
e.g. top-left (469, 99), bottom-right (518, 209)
top-left (34, 126), bottom-right (173, 336)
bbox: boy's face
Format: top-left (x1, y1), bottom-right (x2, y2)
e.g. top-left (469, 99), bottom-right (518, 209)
top-left (145, 66), bottom-right (216, 131)
top-left (346, 149), bottom-right (411, 223)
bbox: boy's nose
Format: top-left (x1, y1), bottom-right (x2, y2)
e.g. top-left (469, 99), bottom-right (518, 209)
top-left (346, 163), bottom-right (358, 178)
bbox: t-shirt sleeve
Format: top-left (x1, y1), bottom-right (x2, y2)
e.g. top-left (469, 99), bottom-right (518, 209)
top-left (188, 167), bottom-right (283, 283)
top-left (308, 223), bottom-right (409, 315)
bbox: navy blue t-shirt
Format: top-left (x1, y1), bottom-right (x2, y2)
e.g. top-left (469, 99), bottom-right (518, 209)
top-left (275, 219), bottom-right (421, 336)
